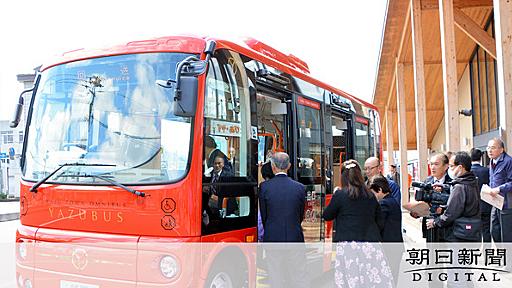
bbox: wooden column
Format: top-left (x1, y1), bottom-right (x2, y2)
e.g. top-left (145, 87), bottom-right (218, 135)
top-left (396, 60), bottom-right (409, 206)
top-left (411, 0), bottom-right (429, 181)
top-left (385, 108), bottom-right (394, 167)
top-left (494, 0), bottom-right (512, 152)
top-left (439, 0), bottom-right (460, 152)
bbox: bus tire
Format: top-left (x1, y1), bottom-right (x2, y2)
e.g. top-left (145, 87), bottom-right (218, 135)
top-left (204, 250), bottom-right (248, 288)
top-left (205, 265), bottom-right (240, 288)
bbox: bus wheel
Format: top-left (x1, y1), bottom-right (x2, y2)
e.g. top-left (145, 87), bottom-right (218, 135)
top-left (204, 249), bottom-right (248, 288)
top-left (206, 270), bottom-right (234, 288)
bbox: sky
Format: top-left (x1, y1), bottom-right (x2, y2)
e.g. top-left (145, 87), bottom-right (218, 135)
top-left (0, 0), bottom-right (387, 121)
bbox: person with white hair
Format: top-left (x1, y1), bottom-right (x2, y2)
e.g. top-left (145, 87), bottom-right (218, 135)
top-left (486, 137), bottom-right (512, 242)
top-left (259, 152), bottom-right (308, 287)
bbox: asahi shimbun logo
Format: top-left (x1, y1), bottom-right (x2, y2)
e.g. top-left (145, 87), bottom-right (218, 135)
top-left (404, 247), bottom-right (509, 283)
top-left (71, 248), bottom-right (88, 271)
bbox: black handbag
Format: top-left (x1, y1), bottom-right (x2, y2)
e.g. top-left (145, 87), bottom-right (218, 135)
top-left (451, 183), bottom-right (482, 241)
top-left (452, 217), bottom-right (481, 241)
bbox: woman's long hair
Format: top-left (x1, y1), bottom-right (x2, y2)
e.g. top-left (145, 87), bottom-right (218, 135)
top-left (340, 159), bottom-right (373, 199)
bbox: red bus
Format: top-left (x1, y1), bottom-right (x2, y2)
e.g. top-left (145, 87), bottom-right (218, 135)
top-left (13, 35), bottom-right (381, 287)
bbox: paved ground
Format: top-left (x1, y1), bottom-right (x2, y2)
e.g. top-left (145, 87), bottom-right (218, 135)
top-left (402, 211), bottom-right (426, 245)
top-left (0, 201), bottom-right (19, 222)
top-left (0, 220), bottom-right (19, 288)
top-left (0, 201), bottom-right (19, 213)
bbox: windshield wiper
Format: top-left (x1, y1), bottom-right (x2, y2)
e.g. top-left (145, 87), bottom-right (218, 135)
top-left (57, 173), bottom-right (146, 197)
top-left (30, 163), bottom-right (116, 193)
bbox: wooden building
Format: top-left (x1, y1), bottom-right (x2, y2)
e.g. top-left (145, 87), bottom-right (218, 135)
top-left (373, 0), bottom-right (512, 204)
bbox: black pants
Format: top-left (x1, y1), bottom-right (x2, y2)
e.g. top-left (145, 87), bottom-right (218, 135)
top-left (481, 212), bottom-right (492, 242)
top-left (491, 207), bottom-right (512, 242)
top-left (423, 217), bottom-right (445, 242)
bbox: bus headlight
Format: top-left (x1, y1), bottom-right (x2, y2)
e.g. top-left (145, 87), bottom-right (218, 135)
top-left (159, 255), bottom-right (179, 279)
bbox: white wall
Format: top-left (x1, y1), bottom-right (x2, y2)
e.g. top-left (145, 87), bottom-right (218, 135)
top-left (430, 65), bottom-right (473, 153)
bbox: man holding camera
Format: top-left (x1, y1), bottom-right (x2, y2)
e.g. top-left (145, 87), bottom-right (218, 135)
top-left (426, 152), bottom-right (481, 242)
top-left (411, 153), bottom-right (451, 242)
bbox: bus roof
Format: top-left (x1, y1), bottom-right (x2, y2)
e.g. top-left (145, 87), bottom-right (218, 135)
top-left (40, 34), bottom-right (377, 111)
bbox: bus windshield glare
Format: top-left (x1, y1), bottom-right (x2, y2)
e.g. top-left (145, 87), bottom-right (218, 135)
top-left (24, 53), bottom-right (195, 185)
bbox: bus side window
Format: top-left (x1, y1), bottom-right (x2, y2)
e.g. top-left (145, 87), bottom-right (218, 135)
top-left (202, 49), bottom-right (257, 234)
top-left (203, 50), bottom-right (250, 178)
top-left (354, 120), bottom-right (370, 167)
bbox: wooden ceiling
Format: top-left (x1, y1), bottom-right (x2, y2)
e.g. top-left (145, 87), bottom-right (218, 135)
top-left (373, 0), bottom-right (493, 150)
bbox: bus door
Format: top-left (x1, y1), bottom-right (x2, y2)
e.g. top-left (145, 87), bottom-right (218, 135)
top-left (201, 49), bottom-right (259, 238)
top-left (321, 109), bottom-right (353, 250)
top-left (330, 110), bottom-right (354, 192)
top-left (295, 96), bottom-right (325, 243)
top-left (255, 86), bottom-right (293, 181)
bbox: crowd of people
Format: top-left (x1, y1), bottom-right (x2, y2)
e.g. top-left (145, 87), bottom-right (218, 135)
top-left (409, 137), bottom-right (512, 244)
top-left (202, 133), bottom-right (512, 287)
top-left (254, 137), bottom-right (512, 287)
top-left (258, 153), bottom-right (404, 286)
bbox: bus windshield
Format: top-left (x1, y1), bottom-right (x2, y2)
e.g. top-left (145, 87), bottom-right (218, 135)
top-left (24, 53), bottom-right (195, 184)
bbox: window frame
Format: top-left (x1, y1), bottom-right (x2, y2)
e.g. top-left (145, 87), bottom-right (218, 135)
top-left (469, 15), bottom-right (499, 137)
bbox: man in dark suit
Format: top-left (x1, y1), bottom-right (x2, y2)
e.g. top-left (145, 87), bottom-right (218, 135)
top-left (202, 156), bottom-right (236, 228)
top-left (410, 153), bottom-right (451, 288)
top-left (387, 164), bottom-right (400, 186)
top-left (260, 152), bottom-right (306, 242)
top-left (204, 135), bottom-right (232, 173)
top-left (486, 138), bottom-right (512, 242)
top-left (259, 152), bottom-right (308, 287)
top-left (207, 156), bottom-right (236, 216)
top-left (365, 157), bottom-right (401, 205)
top-left (471, 148), bottom-right (491, 242)
top-left (411, 153), bottom-right (451, 242)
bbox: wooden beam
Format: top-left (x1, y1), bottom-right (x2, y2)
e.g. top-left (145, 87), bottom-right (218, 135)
top-left (386, 72), bottom-right (396, 109)
top-left (421, 0), bottom-right (492, 10)
top-left (406, 108), bottom-right (444, 112)
top-left (439, 0), bottom-right (460, 152)
top-left (453, 8), bottom-right (497, 59)
top-left (385, 108), bottom-right (395, 167)
top-left (494, 0), bottom-right (512, 152)
top-left (397, 1), bottom-right (413, 61)
top-left (403, 60), bottom-right (470, 65)
top-left (411, 0), bottom-right (429, 181)
top-left (396, 60), bottom-right (409, 207)
top-left (386, 0), bottom-right (411, 110)
top-left (388, 108), bottom-right (445, 113)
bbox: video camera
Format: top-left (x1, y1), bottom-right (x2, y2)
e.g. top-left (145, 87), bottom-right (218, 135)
top-left (412, 181), bottom-right (452, 214)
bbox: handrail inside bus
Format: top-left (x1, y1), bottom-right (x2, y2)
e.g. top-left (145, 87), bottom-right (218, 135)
top-left (270, 120), bottom-right (284, 152)
top-left (257, 133), bottom-right (277, 153)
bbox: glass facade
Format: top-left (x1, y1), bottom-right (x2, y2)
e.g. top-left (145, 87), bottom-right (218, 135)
top-left (470, 17), bottom-right (499, 136)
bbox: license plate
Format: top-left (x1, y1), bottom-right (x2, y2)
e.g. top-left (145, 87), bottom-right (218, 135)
top-left (60, 280), bottom-right (99, 288)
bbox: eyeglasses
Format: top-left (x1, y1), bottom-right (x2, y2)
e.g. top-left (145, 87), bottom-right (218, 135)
top-left (364, 165), bottom-right (379, 171)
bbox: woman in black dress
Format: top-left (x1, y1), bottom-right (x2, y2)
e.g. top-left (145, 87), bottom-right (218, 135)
top-left (323, 160), bottom-right (393, 288)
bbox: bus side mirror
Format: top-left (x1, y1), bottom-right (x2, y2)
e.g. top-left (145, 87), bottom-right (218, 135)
top-left (173, 76), bottom-right (198, 117)
top-left (10, 87), bottom-right (35, 128)
top-left (172, 40), bottom-right (216, 118)
top-left (10, 100), bottom-right (24, 128)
